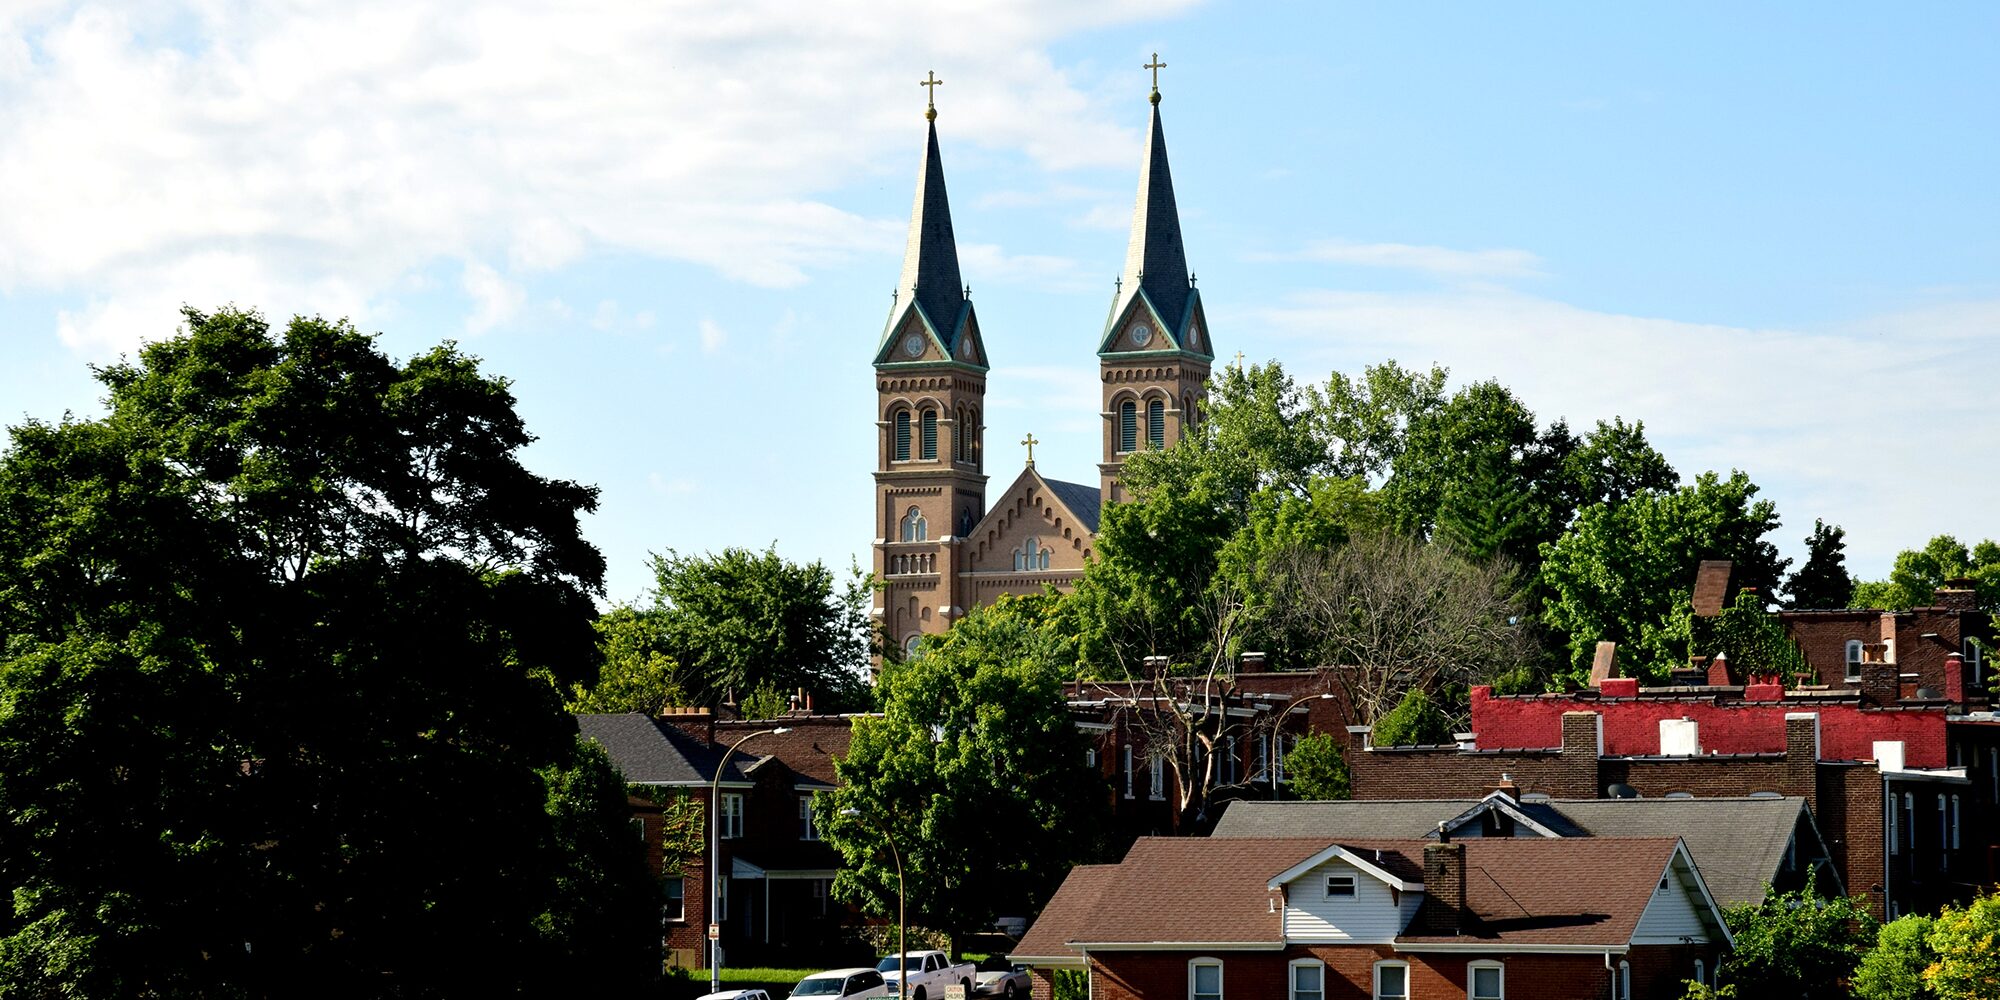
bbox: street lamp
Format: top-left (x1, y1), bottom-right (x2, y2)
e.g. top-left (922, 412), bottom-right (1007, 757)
top-left (1271, 693), bottom-right (1336, 799)
top-left (710, 726), bottom-right (789, 994)
top-left (842, 806), bottom-right (907, 1000)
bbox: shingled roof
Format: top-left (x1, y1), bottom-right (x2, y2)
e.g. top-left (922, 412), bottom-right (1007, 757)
top-left (1059, 837), bottom-right (1327, 949)
top-left (1043, 477), bottom-right (1103, 534)
top-left (1011, 864), bottom-right (1118, 964)
top-left (1212, 797), bottom-right (1585, 840)
top-left (895, 119), bottom-right (966, 344)
top-left (576, 713), bottom-right (753, 787)
top-left (1398, 837), bottom-right (1695, 948)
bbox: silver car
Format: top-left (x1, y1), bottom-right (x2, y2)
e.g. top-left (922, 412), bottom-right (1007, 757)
top-left (791, 968), bottom-right (891, 1000)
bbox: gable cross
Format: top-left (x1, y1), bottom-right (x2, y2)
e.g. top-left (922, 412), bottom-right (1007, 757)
top-left (1233, 351), bottom-right (1245, 369)
top-left (1020, 432), bottom-right (1039, 467)
top-left (1145, 53), bottom-right (1166, 92)
top-left (921, 71), bottom-right (943, 120)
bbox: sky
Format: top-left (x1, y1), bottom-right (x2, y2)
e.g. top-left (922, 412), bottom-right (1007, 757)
top-left (2, 2), bottom-right (1996, 605)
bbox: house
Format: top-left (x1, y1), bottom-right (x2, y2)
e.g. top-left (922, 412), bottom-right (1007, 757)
top-left (1779, 581), bottom-right (1991, 704)
top-left (578, 709), bottom-right (859, 968)
top-left (1213, 792), bottom-right (1840, 906)
top-left (1013, 835), bottom-right (1730, 1000)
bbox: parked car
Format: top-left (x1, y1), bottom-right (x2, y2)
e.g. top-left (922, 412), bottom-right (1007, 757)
top-left (791, 968), bottom-right (890, 1000)
top-left (875, 950), bottom-right (974, 1000)
top-left (972, 958), bottom-right (1030, 1000)
top-left (698, 991), bottom-right (772, 1000)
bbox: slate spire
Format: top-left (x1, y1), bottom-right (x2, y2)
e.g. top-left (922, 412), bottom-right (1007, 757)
top-left (1115, 94), bottom-right (1190, 334)
top-left (894, 116), bottom-right (965, 336)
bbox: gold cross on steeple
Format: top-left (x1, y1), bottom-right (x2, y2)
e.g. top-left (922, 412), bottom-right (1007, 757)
top-left (921, 71), bottom-right (943, 121)
top-left (1021, 432), bottom-right (1039, 467)
top-left (1145, 52), bottom-right (1166, 103)
top-left (1233, 351), bottom-right (1245, 369)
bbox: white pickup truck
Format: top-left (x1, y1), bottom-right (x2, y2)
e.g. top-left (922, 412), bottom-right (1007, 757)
top-left (874, 950), bottom-right (974, 1000)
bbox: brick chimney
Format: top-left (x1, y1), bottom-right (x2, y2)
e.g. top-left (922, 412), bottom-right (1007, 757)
top-left (1860, 639), bottom-right (1900, 707)
top-left (1484, 774), bottom-right (1520, 799)
top-left (1559, 712), bottom-right (1603, 798)
top-left (1419, 837), bottom-right (1468, 935)
top-left (1945, 652), bottom-right (1966, 704)
top-left (1239, 651), bottom-right (1269, 673)
top-left (1935, 579), bottom-right (1978, 613)
top-left (658, 707), bottom-right (715, 745)
top-left (1783, 712), bottom-right (1820, 812)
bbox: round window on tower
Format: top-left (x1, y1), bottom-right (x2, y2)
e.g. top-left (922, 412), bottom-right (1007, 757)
top-left (1127, 322), bottom-right (1153, 348)
top-left (902, 333), bottom-right (924, 357)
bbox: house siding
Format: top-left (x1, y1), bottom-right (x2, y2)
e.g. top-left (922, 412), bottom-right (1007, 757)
top-left (1632, 869), bottom-right (1712, 944)
top-left (1282, 859), bottom-right (1408, 943)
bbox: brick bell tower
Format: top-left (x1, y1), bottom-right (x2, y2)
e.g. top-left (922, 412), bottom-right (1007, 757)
top-left (872, 75), bottom-right (990, 660)
top-left (1098, 57), bottom-right (1213, 506)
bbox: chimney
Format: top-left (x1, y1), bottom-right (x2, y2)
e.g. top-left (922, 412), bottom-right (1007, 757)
top-left (1784, 712), bottom-right (1820, 809)
top-left (1239, 651), bottom-right (1269, 673)
top-left (1944, 652), bottom-right (1966, 704)
top-left (1420, 840), bottom-right (1468, 935)
top-left (1484, 773), bottom-right (1520, 799)
top-left (658, 707), bottom-right (715, 745)
top-left (1142, 654), bottom-right (1171, 675)
top-left (1559, 712), bottom-right (1603, 798)
top-left (1861, 639), bottom-right (1899, 707)
top-left (1705, 654), bottom-right (1730, 687)
top-left (1935, 579), bottom-right (1977, 613)
top-left (1588, 642), bottom-right (1619, 685)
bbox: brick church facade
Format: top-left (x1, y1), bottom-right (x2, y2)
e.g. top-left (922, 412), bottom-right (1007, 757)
top-left (871, 80), bottom-right (1214, 655)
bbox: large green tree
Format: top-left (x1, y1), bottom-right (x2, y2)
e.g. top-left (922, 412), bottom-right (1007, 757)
top-left (1539, 471), bottom-right (1789, 685)
top-left (821, 597), bottom-right (1106, 944)
top-left (0, 309), bottom-right (658, 996)
top-left (1851, 535), bottom-right (2000, 611)
top-left (569, 546), bottom-right (872, 712)
top-left (1784, 519), bottom-right (1856, 609)
top-left (1714, 876), bottom-right (1876, 999)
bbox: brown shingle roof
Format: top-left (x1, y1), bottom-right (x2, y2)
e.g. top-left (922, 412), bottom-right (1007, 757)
top-left (1399, 837), bottom-right (1684, 947)
top-left (1012, 865), bottom-right (1119, 962)
top-left (1065, 838), bottom-right (1330, 948)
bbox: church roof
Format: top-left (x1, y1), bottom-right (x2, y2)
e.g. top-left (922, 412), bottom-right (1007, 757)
top-left (894, 119), bottom-right (966, 344)
top-left (1043, 477), bottom-right (1103, 534)
top-left (1109, 100), bottom-right (1190, 338)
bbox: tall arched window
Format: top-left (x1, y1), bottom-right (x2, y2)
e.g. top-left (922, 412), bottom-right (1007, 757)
top-left (1147, 398), bottom-right (1166, 448)
top-left (900, 506), bottom-right (927, 542)
top-left (893, 410), bottom-right (912, 462)
top-left (1013, 537), bottom-right (1051, 571)
top-left (953, 406), bottom-right (965, 460)
top-left (920, 409), bottom-right (938, 460)
top-left (1118, 401), bottom-right (1138, 453)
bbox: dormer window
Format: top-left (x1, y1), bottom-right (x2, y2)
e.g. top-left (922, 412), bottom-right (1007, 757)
top-left (1324, 874), bottom-right (1355, 898)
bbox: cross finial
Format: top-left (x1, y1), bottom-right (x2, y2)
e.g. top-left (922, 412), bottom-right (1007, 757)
top-left (963, 284), bottom-right (971, 299)
top-left (1145, 52), bottom-right (1166, 104)
top-left (1020, 432), bottom-right (1039, 467)
top-left (1189, 272), bottom-right (1197, 288)
top-left (921, 71), bottom-right (943, 121)
top-left (1233, 350), bottom-right (1245, 369)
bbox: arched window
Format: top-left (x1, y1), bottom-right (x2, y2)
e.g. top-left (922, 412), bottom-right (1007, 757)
top-left (904, 634), bottom-right (923, 658)
top-left (1118, 401), bottom-right (1138, 454)
top-left (1617, 961), bottom-right (1631, 1000)
top-left (1845, 639), bottom-right (1864, 681)
top-left (894, 410), bottom-right (912, 462)
top-left (920, 408), bottom-right (938, 460)
top-left (900, 506), bottom-right (927, 542)
top-left (1147, 398), bottom-right (1166, 448)
top-left (954, 406), bottom-right (965, 460)
top-left (1693, 959), bottom-right (1706, 988)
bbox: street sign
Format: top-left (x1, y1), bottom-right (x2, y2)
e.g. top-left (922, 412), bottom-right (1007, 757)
top-left (946, 987), bottom-right (967, 1000)
top-left (708, 924), bottom-right (721, 940)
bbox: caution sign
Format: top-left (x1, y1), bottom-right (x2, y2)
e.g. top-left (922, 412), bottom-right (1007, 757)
top-left (708, 924), bottom-right (721, 940)
top-left (946, 986), bottom-right (967, 1000)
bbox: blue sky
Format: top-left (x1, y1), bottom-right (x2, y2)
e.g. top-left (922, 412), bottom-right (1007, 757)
top-left (2, 2), bottom-right (1996, 604)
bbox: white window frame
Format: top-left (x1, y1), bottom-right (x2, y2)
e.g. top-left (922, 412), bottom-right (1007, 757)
top-left (721, 792), bottom-right (745, 839)
top-left (799, 794), bottom-right (819, 841)
top-left (1372, 960), bottom-right (1409, 1000)
top-left (1149, 754), bottom-right (1166, 800)
top-left (1288, 959), bottom-right (1325, 1000)
top-left (1253, 732), bottom-right (1270, 782)
top-left (1467, 960), bottom-right (1504, 1000)
top-left (1188, 958), bottom-right (1222, 1000)
top-left (1123, 745), bottom-right (1135, 799)
top-left (1966, 638), bottom-right (1985, 689)
top-left (1845, 639), bottom-right (1864, 682)
top-left (1325, 874), bottom-right (1356, 898)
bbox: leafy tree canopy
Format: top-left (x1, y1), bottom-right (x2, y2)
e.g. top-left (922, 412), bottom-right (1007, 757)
top-left (1282, 732), bottom-right (1350, 801)
top-left (1850, 535), bottom-right (2000, 611)
top-left (1715, 875), bottom-right (1876, 1000)
top-left (1539, 470), bottom-right (1789, 685)
top-left (1852, 914), bottom-right (1935, 1000)
top-left (1784, 519), bottom-right (1856, 609)
top-left (1368, 686), bottom-right (1456, 747)
top-left (822, 597), bottom-right (1107, 942)
top-left (1922, 892), bottom-right (2000, 1000)
top-left (0, 308), bottom-right (658, 996)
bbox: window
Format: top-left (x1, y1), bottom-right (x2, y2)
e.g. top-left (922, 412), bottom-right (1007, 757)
top-left (1617, 961), bottom-right (1631, 1000)
top-left (1149, 755), bottom-right (1165, 800)
top-left (1325, 874), bottom-right (1356, 897)
top-left (1468, 961), bottom-right (1503, 1000)
top-left (920, 409), bottom-right (938, 460)
top-left (716, 874), bottom-right (729, 919)
top-left (720, 793), bottom-right (745, 839)
top-left (1085, 748), bottom-right (1097, 768)
top-left (1274, 735), bottom-right (1287, 783)
top-left (1189, 959), bottom-right (1222, 1000)
top-left (1965, 638), bottom-right (1985, 690)
top-left (1013, 537), bottom-right (1051, 572)
top-left (894, 410), bottom-right (912, 461)
top-left (800, 795), bottom-right (819, 841)
top-left (1253, 732), bottom-right (1269, 782)
top-left (904, 634), bottom-right (922, 658)
top-left (1119, 401), bottom-right (1138, 454)
top-left (1887, 792), bottom-right (1899, 854)
top-left (1122, 745), bottom-right (1134, 799)
top-left (900, 506), bottom-right (928, 543)
top-left (1224, 736), bottom-right (1238, 785)
top-left (1903, 791), bottom-right (1916, 850)
top-left (1373, 961), bottom-right (1408, 1000)
top-left (1845, 639), bottom-right (1864, 682)
top-left (1147, 398), bottom-right (1166, 448)
top-left (631, 816), bottom-right (646, 841)
top-left (1692, 960), bottom-right (1706, 988)
top-left (1289, 960), bottom-right (1324, 1000)
top-left (664, 876), bottom-right (686, 921)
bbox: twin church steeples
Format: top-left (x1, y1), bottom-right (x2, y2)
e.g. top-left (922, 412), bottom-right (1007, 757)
top-left (870, 64), bottom-right (1212, 658)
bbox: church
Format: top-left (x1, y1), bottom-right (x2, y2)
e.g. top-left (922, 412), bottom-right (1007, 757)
top-left (872, 64), bottom-right (1216, 656)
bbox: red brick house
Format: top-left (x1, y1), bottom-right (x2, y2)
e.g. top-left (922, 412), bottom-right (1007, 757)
top-left (1013, 836), bottom-right (1729, 1000)
top-left (1779, 582), bottom-right (1991, 703)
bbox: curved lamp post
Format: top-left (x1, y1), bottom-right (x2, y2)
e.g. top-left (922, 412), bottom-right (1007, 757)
top-left (842, 806), bottom-right (906, 1000)
top-left (1270, 692), bottom-right (1335, 799)
top-left (710, 726), bottom-right (789, 994)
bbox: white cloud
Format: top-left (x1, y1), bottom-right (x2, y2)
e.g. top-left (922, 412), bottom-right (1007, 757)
top-left (698, 317), bottom-right (727, 355)
top-left (959, 243), bottom-right (1090, 291)
top-left (1264, 240), bottom-right (1546, 279)
top-left (1252, 286), bottom-right (2000, 575)
top-left (460, 260), bottom-right (523, 333)
top-left (986, 364), bottom-right (1102, 435)
top-left (0, 0), bottom-right (1200, 355)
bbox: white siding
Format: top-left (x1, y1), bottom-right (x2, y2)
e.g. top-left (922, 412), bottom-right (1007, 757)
top-left (1633, 861), bottom-right (1712, 944)
top-left (1282, 859), bottom-right (1411, 944)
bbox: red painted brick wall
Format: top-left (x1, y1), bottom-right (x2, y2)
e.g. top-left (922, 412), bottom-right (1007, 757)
top-left (1087, 944), bottom-right (1719, 1000)
top-left (1469, 687), bottom-right (1949, 767)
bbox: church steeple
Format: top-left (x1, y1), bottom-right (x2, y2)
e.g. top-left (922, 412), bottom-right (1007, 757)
top-left (892, 113), bottom-right (965, 343)
top-left (1114, 95), bottom-right (1190, 336)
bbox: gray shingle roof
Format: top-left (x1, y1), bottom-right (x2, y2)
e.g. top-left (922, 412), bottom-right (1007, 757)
top-left (1043, 477), bottom-right (1102, 534)
top-left (895, 120), bottom-right (965, 345)
top-left (1113, 103), bottom-right (1189, 336)
top-left (576, 713), bottom-right (753, 786)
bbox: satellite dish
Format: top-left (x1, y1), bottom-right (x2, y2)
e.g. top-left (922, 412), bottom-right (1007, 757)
top-left (1607, 783), bottom-right (1641, 799)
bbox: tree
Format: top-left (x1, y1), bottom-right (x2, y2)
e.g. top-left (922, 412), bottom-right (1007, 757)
top-left (1282, 733), bottom-right (1350, 800)
top-left (1714, 875), bottom-right (1876, 999)
top-left (1703, 589), bottom-right (1810, 682)
top-left (1266, 533), bottom-right (1531, 724)
top-left (1852, 914), bottom-right (1935, 1000)
top-left (1923, 892), bottom-right (2000, 1000)
top-left (1540, 471), bottom-right (1790, 685)
top-left (1369, 686), bottom-right (1457, 746)
top-left (0, 308), bottom-right (659, 995)
top-left (571, 546), bottom-right (872, 710)
top-left (566, 605), bottom-right (694, 713)
top-left (1784, 519), bottom-right (1857, 609)
top-left (1315, 359), bottom-right (1448, 481)
top-left (821, 598), bottom-right (1107, 943)
top-left (1850, 535), bottom-right (2000, 611)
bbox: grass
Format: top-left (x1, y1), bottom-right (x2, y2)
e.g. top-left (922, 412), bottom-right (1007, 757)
top-left (689, 968), bottom-right (823, 986)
